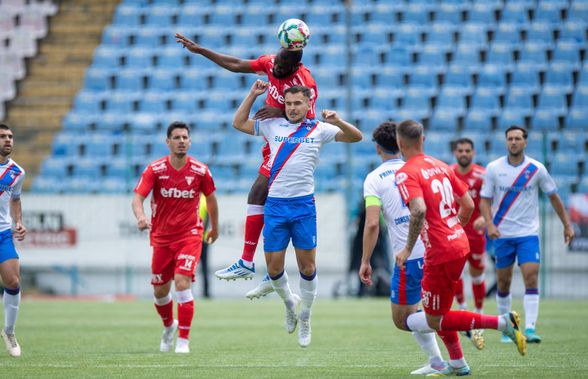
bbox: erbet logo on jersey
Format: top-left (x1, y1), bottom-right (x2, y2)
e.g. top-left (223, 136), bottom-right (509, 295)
top-left (277, 18), bottom-right (310, 51)
top-left (160, 187), bottom-right (196, 198)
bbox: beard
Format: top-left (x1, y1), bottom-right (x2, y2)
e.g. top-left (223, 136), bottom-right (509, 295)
top-left (457, 157), bottom-right (471, 168)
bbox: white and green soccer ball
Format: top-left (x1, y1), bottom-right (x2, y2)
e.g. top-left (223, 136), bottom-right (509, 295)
top-left (277, 19), bottom-right (310, 51)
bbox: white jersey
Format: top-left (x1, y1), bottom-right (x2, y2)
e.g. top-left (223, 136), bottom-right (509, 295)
top-left (363, 158), bottom-right (425, 260)
top-left (481, 155), bottom-right (557, 238)
top-left (0, 159), bottom-right (25, 233)
top-left (255, 117), bottom-right (339, 198)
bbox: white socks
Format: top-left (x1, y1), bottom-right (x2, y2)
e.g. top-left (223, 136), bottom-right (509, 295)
top-left (299, 273), bottom-right (317, 320)
top-left (154, 293), bottom-right (172, 306)
top-left (496, 291), bottom-right (512, 316)
top-left (176, 288), bottom-right (194, 304)
top-left (524, 289), bottom-right (540, 330)
top-left (406, 311), bottom-right (434, 333)
top-left (270, 271), bottom-right (294, 307)
top-left (3, 288), bottom-right (20, 335)
top-left (412, 331), bottom-right (443, 366)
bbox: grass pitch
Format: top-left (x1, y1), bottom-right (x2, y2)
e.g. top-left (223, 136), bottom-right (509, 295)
top-left (1, 297), bottom-right (587, 378)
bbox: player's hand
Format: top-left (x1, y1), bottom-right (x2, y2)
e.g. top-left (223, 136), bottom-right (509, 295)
top-left (137, 217), bottom-right (152, 231)
top-left (321, 109), bottom-right (341, 124)
top-left (563, 224), bottom-right (575, 245)
top-left (175, 33), bottom-right (201, 53)
top-left (13, 222), bottom-right (26, 241)
top-left (250, 79), bottom-right (268, 96)
top-left (254, 105), bottom-right (284, 120)
top-left (473, 216), bottom-right (486, 232)
top-left (395, 247), bottom-right (411, 270)
top-left (205, 228), bottom-right (218, 244)
top-left (487, 224), bottom-right (500, 240)
top-left (359, 262), bottom-right (373, 286)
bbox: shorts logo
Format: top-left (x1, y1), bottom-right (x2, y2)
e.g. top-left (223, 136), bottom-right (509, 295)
top-left (152, 274), bottom-right (163, 284)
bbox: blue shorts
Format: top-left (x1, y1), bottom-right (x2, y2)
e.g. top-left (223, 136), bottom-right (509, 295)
top-left (0, 229), bottom-right (19, 263)
top-left (390, 257), bottom-right (424, 305)
top-left (494, 235), bottom-right (540, 269)
top-left (263, 194), bottom-right (317, 252)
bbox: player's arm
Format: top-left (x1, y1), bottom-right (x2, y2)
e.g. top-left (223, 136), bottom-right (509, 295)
top-left (10, 197), bottom-right (26, 241)
top-left (548, 193), bottom-right (575, 245)
top-left (360, 198), bottom-right (381, 286)
top-left (204, 192), bottom-right (219, 244)
top-left (131, 193), bottom-right (151, 231)
top-left (322, 110), bottom-right (363, 143)
top-left (233, 79), bottom-right (269, 135)
top-left (479, 197), bottom-right (499, 239)
top-left (455, 191), bottom-right (474, 226)
top-left (175, 33), bottom-right (254, 73)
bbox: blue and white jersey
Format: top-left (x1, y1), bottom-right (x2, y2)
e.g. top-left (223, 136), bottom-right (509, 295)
top-left (363, 158), bottom-right (425, 260)
top-left (481, 155), bottom-right (556, 238)
top-left (0, 159), bottom-right (25, 233)
top-left (254, 117), bottom-right (339, 198)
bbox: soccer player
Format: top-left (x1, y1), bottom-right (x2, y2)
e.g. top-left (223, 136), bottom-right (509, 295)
top-left (450, 138), bottom-right (487, 348)
top-left (395, 120), bottom-right (527, 375)
top-left (132, 122), bottom-right (218, 354)
top-left (0, 124), bottom-right (26, 358)
top-left (479, 125), bottom-right (575, 343)
top-left (359, 121), bottom-right (445, 375)
top-left (233, 80), bottom-right (361, 347)
top-left (175, 33), bottom-right (317, 299)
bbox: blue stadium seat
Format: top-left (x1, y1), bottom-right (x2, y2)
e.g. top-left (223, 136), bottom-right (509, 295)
top-left (383, 46), bottom-right (413, 72)
top-left (72, 159), bottom-right (102, 178)
top-left (138, 92), bottom-right (168, 113)
top-left (145, 6), bottom-right (176, 27)
top-left (531, 110), bottom-right (560, 131)
top-left (64, 177), bottom-right (100, 194)
top-left (429, 110), bottom-right (460, 131)
top-left (135, 28), bottom-right (164, 47)
top-left (500, 3), bottom-right (530, 25)
top-left (176, 5), bottom-right (206, 27)
top-left (467, 3), bottom-right (497, 24)
top-left (505, 88), bottom-right (534, 115)
top-left (357, 25), bottom-right (390, 47)
top-left (51, 133), bottom-right (80, 157)
top-left (92, 47), bottom-right (122, 68)
top-left (95, 113), bottom-right (125, 133)
top-left (518, 43), bottom-right (549, 70)
top-left (451, 44), bottom-right (481, 72)
top-left (433, 4), bottom-right (462, 25)
top-left (510, 65), bottom-right (540, 93)
top-left (525, 22), bottom-right (555, 47)
top-left (352, 46), bottom-right (382, 67)
top-left (443, 66), bottom-right (474, 95)
top-left (457, 24), bottom-right (488, 48)
top-left (471, 88), bottom-right (500, 115)
top-left (84, 68), bottom-right (112, 91)
top-left (128, 113), bottom-right (159, 133)
top-left (565, 109), bottom-right (588, 130)
top-left (399, 89), bottom-right (431, 119)
top-left (401, 5), bottom-right (429, 25)
top-left (149, 70), bottom-right (178, 91)
top-left (62, 112), bottom-right (94, 132)
top-left (492, 23), bottom-right (521, 45)
top-left (486, 43), bottom-right (514, 70)
top-left (179, 69), bottom-right (209, 91)
top-left (371, 91), bottom-right (400, 111)
top-left (550, 153), bottom-right (580, 178)
top-left (407, 67), bottom-right (438, 96)
top-left (544, 63), bottom-right (574, 93)
top-left (416, 45), bottom-right (448, 73)
top-left (537, 87), bottom-right (568, 115)
top-left (572, 86), bottom-right (588, 109)
top-left (105, 92), bottom-right (138, 113)
top-left (393, 24), bottom-right (422, 47)
top-left (436, 88), bottom-right (467, 115)
top-left (32, 177), bottom-right (65, 194)
top-left (533, 3), bottom-right (563, 25)
top-left (477, 65), bottom-right (506, 94)
top-left (102, 26), bottom-right (133, 47)
top-left (115, 70), bottom-right (145, 91)
top-left (41, 158), bottom-right (72, 178)
top-left (73, 91), bottom-right (103, 114)
top-left (113, 6), bottom-right (143, 27)
top-left (464, 110), bottom-right (493, 131)
top-left (551, 42), bottom-right (582, 69)
top-left (126, 48), bottom-right (152, 68)
top-left (497, 109), bottom-right (526, 131)
top-left (208, 9), bottom-right (237, 26)
top-left (568, 2), bottom-right (588, 23)
top-left (425, 23), bottom-right (455, 51)
top-left (83, 135), bottom-right (117, 157)
top-left (559, 21), bottom-right (587, 45)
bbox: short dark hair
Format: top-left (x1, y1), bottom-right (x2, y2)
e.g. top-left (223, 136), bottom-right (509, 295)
top-left (167, 121), bottom-right (190, 138)
top-left (277, 48), bottom-right (303, 65)
top-left (505, 125), bottom-right (528, 139)
top-left (284, 85), bottom-right (311, 99)
top-left (452, 137), bottom-right (474, 151)
top-left (396, 119), bottom-right (424, 141)
top-left (0, 124), bottom-right (11, 131)
top-left (372, 121), bottom-right (399, 154)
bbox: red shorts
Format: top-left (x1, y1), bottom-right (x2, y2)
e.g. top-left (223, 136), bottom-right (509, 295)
top-left (466, 236), bottom-right (486, 270)
top-left (421, 256), bottom-right (467, 316)
top-left (151, 238), bottom-right (202, 285)
top-left (258, 141), bottom-right (271, 178)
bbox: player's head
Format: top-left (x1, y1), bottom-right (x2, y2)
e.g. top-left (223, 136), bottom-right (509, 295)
top-left (0, 124), bottom-right (14, 157)
top-left (166, 121), bottom-right (191, 157)
top-left (372, 121), bottom-right (400, 159)
top-left (273, 48), bottom-right (302, 79)
top-left (284, 85), bottom-right (311, 124)
top-left (452, 137), bottom-right (475, 168)
top-left (396, 119), bottom-right (424, 157)
top-left (504, 125), bottom-right (528, 157)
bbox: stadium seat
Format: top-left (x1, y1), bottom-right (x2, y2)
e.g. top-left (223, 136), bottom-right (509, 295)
top-left (148, 70), bottom-right (178, 91)
top-left (525, 22), bottom-right (555, 47)
top-left (73, 91), bottom-right (103, 115)
top-left (51, 133), bottom-right (81, 157)
top-left (424, 23), bottom-right (455, 51)
top-left (505, 88), bottom-right (534, 116)
top-left (429, 110), bottom-right (460, 131)
top-left (464, 110), bottom-right (493, 131)
top-left (407, 67), bottom-right (438, 96)
top-left (550, 153), bottom-right (580, 178)
top-left (467, 3), bottom-right (497, 24)
top-left (486, 43), bottom-right (515, 70)
top-left (568, 2), bottom-right (588, 23)
top-left (565, 109), bottom-right (588, 130)
top-left (457, 24), bottom-right (488, 48)
top-left (492, 23), bottom-right (521, 45)
top-left (537, 87), bottom-right (568, 116)
top-left (144, 6), bottom-right (176, 27)
top-left (551, 42), bottom-right (582, 69)
top-left (113, 6), bottom-right (143, 27)
top-left (31, 176), bottom-right (65, 194)
top-left (510, 65), bottom-right (540, 93)
top-left (443, 66), bottom-right (474, 95)
top-left (451, 44), bottom-right (482, 72)
top-left (84, 68), bottom-right (112, 91)
top-left (40, 158), bottom-right (72, 178)
top-left (176, 5), bottom-right (206, 27)
top-left (531, 110), bottom-right (561, 131)
top-left (401, 5), bottom-right (429, 25)
top-left (518, 43), bottom-right (549, 70)
top-left (533, 3), bottom-right (564, 24)
top-left (477, 65), bottom-right (506, 94)
top-left (544, 64), bottom-right (574, 94)
top-left (383, 46), bottom-right (413, 72)
top-left (138, 92), bottom-right (168, 113)
top-left (436, 88), bottom-right (467, 115)
top-left (500, 3), bottom-right (530, 25)
top-left (471, 88), bottom-right (500, 115)
top-left (126, 48), bottom-right (152, 68)
top-left (393, 24), bottom-right (423, 47)
top-left (416, 45), bottom-right (448, 73)
top-left (399, 89), bottom-right (431, 119)
top-left (433, 4), bottom-right (462, 25)
top-left (559, 22), bottom-right (586, 45)
top-left (115, 70), bottom-right (145, 91)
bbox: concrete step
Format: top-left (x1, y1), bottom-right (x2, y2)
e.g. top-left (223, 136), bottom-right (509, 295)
top-left (19, 81), bottom-right (80, 97)
top-left (29, 65), bottom-right (87, 79)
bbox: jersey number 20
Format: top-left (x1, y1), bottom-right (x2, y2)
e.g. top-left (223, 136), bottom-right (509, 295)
top-left (431, 178), bottom-right (456, 218)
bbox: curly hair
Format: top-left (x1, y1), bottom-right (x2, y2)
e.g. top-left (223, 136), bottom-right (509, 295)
top-left (372, 121), bottom-right (399, 154)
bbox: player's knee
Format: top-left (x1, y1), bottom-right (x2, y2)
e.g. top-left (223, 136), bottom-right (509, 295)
top-left (392, 314), bottom-right (407, 330)
top-left (426, 316), bottom-right (441, 330)
top-left (247, 176), bottom-right (268, 205)
top-left (153, 287), bottom-right (169, 298)
top-left (299, 264), bottom-right (315, 277)
top-left (3, 277), bottom-right (19, 290)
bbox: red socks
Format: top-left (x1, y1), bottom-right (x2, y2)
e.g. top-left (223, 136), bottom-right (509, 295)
top-left (154, 300), bottom-right (174, 327)
top-left (437, 331), bottom-right (463, 360)
top-left (440, 310), bottom-right (499, 331)
top-left (178, 300), bottom-right (194, 339)
top-left (472, 282), bottom-right (486, 311)
top-left (241, 213), bottom-right (264, 262)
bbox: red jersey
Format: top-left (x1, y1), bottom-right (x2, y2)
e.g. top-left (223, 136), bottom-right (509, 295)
top-left (134, 156), bottom-right (216, 247)
top-left (451, 163), bottom-right (486, 244)
top-left (396, 154), bottom-right (470, 266)
top-left (249, 55), bottom-right (317, 119)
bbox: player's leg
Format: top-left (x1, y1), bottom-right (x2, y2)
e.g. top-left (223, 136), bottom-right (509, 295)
top-left (152, 246), bottom-right (177, 352)
top-left (518, 235), bottom-right (542, 343)
top-left (172, 239), bottom-right (203, 353)
top-left (494, 238), bottom-right (516, 342)
top-left (214, 171), bottom-right (269, 281)
top-left (454, 276), bottom-right (466, 310)
top-left (0, 246), bottom-right (22, 358)
top-left (266, 249), bottom-right (299, 334)
top-left (294, 247), bottom-right (316, 348)
top-left (469, 256), bottom-right (486, 314)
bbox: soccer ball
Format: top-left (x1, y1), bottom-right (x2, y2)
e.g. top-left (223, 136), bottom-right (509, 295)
top-left (277, 19), bottom-right (310, 51)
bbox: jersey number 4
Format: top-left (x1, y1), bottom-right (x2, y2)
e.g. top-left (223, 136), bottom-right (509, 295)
top-left (431, 178), bottom-right (456, 218)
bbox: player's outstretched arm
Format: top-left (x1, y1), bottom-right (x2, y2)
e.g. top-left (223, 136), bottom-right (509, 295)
top-left (455, 191), bottom-right (474, 226)
top-left (132, 193), bottom-right (151, 231)
top-left (322, 110), bottom-right (363, 143)
top-left (548, 193), bottom-right (575, 245)
top-left (233, 79), bottom-right (268, 135)
top-left (175, 33), bottom-right (254, 73)
top-left (9, 198), bottom-right (26, 241)
top-left (205, 192), bottom-right (219, 244)
top-left (360, 204), bottom-right (381, 286)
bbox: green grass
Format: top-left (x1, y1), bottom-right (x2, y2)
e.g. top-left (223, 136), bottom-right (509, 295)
top-left (1, 298), bottom-right (587, 378)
